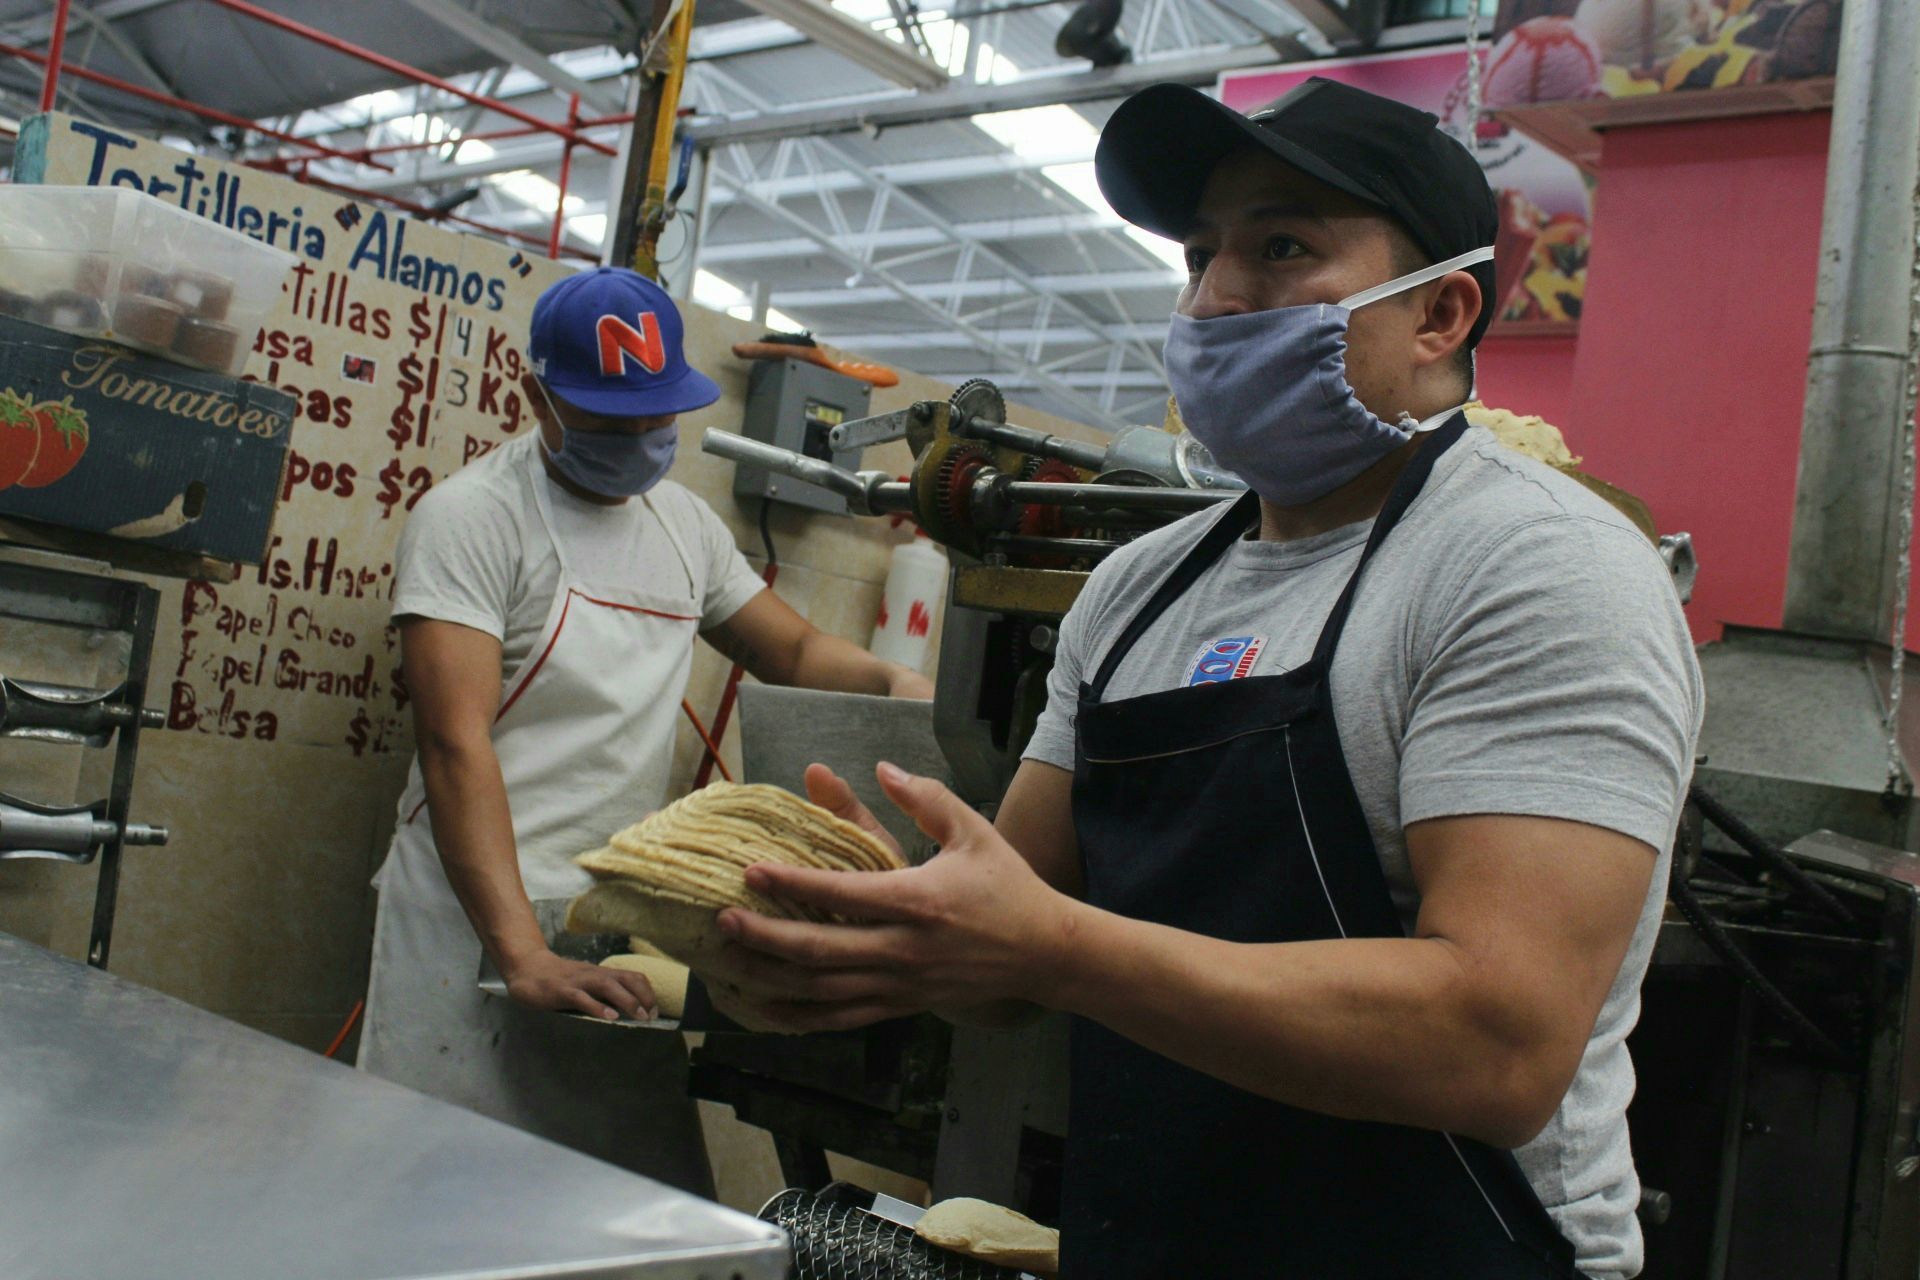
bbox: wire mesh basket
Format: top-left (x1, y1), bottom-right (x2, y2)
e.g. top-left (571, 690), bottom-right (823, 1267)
top-left (758, 1186), bottom-right (1035, 1280)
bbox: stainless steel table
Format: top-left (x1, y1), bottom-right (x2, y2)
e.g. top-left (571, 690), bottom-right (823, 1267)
top-left (0, 932), bottom-right (789, 1280)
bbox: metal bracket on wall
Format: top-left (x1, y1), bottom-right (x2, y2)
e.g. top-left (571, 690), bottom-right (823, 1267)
top-left (0, 555), bottom-right (165, 968)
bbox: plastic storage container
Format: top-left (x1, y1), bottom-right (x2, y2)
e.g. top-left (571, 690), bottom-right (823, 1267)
top-left (0, 185), bottom-right (297, 375)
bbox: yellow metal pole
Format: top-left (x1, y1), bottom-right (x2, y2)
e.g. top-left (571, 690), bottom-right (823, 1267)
top-left (631, 0), bottom-right (696, 279)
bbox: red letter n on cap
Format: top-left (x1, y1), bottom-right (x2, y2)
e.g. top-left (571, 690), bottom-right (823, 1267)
top-left (597, 312), bottom-right (666, 377)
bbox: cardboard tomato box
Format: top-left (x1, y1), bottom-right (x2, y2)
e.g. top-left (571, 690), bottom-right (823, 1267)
top-left (0, 313), bottom-right (294, 564)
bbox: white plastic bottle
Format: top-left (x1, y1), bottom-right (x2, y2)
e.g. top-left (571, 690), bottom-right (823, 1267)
top-left (869, 533), bottom-right (948, 673)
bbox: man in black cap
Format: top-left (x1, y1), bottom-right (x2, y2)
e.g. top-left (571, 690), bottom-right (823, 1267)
top-left (711, 79), bottom-right (1699, 1279)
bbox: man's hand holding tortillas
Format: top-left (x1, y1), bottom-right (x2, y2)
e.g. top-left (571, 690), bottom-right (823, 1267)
top-left (714, 762), bottom-right (1077, 1032)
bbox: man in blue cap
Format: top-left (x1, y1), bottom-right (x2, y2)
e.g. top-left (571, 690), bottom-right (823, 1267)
top-left (359, 267), bottom-right (931, 1190)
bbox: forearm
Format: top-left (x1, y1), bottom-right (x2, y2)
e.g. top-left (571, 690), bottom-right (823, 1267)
top-left (417, 740), bottom-right (547, 972)
top-left (1036, 905), bottom-right (1559, 1148)
top-left (789, 629), bottom-right (914, 695)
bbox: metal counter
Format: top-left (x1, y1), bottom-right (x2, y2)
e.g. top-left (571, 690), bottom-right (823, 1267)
top-left (0, 932), bottom-right (788, 1280)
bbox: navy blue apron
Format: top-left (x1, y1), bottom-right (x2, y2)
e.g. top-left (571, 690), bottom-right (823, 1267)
top-left (1063, 414), bottom-right (1577, 1277)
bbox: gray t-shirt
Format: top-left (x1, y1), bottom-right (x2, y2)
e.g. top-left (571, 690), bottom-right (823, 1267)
top-left (1024, 425), bottom-right (1703, 1280)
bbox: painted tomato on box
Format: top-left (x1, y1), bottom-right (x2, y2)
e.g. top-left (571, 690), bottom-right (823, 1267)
top-left (0, 388), bottom-right (39, 489)
top-left (16, 396), bottom-right (89, 488)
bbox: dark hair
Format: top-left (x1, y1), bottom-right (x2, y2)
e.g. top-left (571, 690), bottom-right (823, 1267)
top-left (1384, 225), bottom-right (1476, 398)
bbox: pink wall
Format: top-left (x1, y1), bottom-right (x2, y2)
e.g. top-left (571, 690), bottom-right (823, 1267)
top-left (1563, 112), bottom-right (1836, 644)
top-left (1477, 333), bottom-right (1579, 428)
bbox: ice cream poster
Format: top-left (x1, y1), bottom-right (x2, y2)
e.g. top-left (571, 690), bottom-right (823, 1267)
top-left (1219, 50), bottom-right (1591, 328)
top-left (1489, 0), bottom-right (1842, 100)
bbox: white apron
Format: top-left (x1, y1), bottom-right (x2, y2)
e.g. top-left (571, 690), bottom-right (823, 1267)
top-left (360, 467), bottom-right (713, 1193)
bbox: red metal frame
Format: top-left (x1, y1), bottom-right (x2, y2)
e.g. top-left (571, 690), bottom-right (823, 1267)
top-left (549, 93), bottom-right (581, 258)
top-left (0, 36), bottom-right (393, 170)
top-left (39, 0), bottom-right (71, 112)
top-left (17, 0), bottom-right (633, 261)
top-left (204, 0), bottom-right (588, 148)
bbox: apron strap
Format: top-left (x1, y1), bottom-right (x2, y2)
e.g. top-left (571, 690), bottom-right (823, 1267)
top-left (1304, 411), bottom-right (1469, 673)
top-left (1087, 491), bottom-right (1260, 698)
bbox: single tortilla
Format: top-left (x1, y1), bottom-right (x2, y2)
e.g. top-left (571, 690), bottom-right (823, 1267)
top-left (599, 953), bottom-right (690, 1019)
top-left (565, 882), bottom-right (732, 970)
top-left (914, 1198), bottom-right (1060, 1272)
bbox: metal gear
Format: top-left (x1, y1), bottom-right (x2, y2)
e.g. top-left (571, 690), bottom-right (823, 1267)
top-left (1017, 459), bottom-right (1086, 539)
top-left (948, 378), bottom-right (1025, 474)
top-left (941, 448), bottom-right (994, 532)
top-left (949, 377), bottom-right (1005, 428)
top-left (910, 436), bottom-right (993, 554)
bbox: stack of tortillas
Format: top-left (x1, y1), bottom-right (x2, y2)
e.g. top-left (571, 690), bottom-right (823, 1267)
top-left (565, 782), bottom-right (904, 1027)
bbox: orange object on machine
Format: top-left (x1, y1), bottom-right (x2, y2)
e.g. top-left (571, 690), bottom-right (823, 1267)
top-left (731, 340), bottom-right (900, 388)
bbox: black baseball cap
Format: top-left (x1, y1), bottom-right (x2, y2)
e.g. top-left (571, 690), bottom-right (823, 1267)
top-left (1095, 78), bottom-right (1499, 346)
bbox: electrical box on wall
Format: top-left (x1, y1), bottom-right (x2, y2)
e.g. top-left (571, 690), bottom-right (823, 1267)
top-left (733, 358), bottom-right (871, 515)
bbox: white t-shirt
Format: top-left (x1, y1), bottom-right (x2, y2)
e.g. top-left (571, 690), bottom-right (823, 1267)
top-left (390, 433), bottom-right (765, 686)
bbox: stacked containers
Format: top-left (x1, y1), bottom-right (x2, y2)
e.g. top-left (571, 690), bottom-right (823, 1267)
top-left (0, 185), bottom-right (296, 375)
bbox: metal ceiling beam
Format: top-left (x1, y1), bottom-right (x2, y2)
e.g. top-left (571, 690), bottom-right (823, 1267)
top-left (697, 62), bottom-right (1166, 375)
top-left (1, 0), bottom-right (179, 45)
top-left (401, 0), bottom-right (625, 114)
top-left (706, 146), bottom-right (1095, 204)
top-left (1280, 0), bottom-right (1385, 48)
top-left (69, 0), bottom-right (183, 100)
top-left (736, 0), bottom-right (951, 89)
top-left (705, 209), bottom-right (1104, 258)
top-left (683, 41), bottom-right (1307, 145)
top-left (825, 323), bottom-right (1167, 350)
top-left (952, 369), bottom-right (1168, 391)
top-left (770, 268), bottom-right (1180, 308)
top-left (698, 207), bottom-right (1114, 261)
top-left (707, 159), bottom-right (1132, 430)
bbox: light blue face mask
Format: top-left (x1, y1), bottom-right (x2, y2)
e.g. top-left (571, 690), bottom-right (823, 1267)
top-left (1164, 246), bottom-right (1495, 506)
top-left (536, 382), bottom-right (678, 498)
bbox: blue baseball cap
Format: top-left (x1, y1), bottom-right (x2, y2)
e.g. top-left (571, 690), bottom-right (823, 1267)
top-left (528, 267), bottom-right (721, 417)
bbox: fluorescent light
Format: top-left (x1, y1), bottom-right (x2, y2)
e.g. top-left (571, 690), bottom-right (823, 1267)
top-left (568, 212), bottom-right (609, 248)
top-left (694, 270), bottom-right (803, 332)
top-left (969, 48), bottom-right (1184, 284)
top-left (695, 269), bottom-right (750, 313)
top-left (742, 0), bottom-right (950, 89)
top-left (490, 169), bottom-right (583, 214)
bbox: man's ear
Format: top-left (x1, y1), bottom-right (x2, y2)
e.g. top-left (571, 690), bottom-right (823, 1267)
top-left (1414, 271), bottom-right (1482, 375)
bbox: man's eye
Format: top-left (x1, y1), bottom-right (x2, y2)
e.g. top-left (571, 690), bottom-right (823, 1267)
top-left (1265, 236), bottom-right (1304, 261)
top-left (1184, 247), bottom-right (1213, 275)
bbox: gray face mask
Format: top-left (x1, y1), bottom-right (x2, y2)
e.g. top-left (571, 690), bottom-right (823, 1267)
top-left (1163, 246), bottom-right (1495, 506)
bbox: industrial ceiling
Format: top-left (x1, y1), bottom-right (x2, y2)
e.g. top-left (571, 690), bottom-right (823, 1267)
top-left (0, 0), bottom-right (1478, 429)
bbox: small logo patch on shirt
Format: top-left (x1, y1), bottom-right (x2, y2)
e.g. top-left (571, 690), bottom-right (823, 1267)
top-left (1185, 635), bottom-right (1267, 685)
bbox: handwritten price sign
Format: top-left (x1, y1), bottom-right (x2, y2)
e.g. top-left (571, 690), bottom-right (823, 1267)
top-left (27, 112), bottom-right (573, 754)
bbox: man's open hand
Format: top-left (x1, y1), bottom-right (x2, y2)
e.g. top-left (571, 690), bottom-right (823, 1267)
top-left (502, 948), bottom-right (657, 1021)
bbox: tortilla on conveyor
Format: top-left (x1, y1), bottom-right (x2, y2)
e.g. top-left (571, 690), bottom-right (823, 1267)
top-left (914, 1198), bottom-right (1060, 1273)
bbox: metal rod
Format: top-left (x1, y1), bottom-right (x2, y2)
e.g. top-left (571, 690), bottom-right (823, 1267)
top-left (685, 43), bottom-right (1297, 147)
top-left (39, 0), bottom-right (70, 112)
top-left (682, 144), bottom-right (714, 290)
top-left (201, 0), bottom-right (603, 150)
top-left (0, 37), bottom-right (391, 171)
top-left (987, 534), bottom-right (1121, 560)
top-left (348, 119), bottom-right (623, 161)
top-left (700, 429), bottom-right (875, 505)
top-left (1002, 481), bottom-right (1228, 511)
top-left (955, 417), bottom-right (1108, 472)
top-left (549, 93), bottom-right (580, 260)
top-left (1782, 0), bottom-right (1920, 639)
